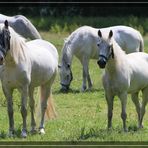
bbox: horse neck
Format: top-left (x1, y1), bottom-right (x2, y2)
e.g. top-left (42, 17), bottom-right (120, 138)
top-left (106, 41), bottom-right (127, 74)
top-left (61, 42), bottom-right (73, 66)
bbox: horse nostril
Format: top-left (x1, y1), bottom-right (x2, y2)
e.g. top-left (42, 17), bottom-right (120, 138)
top-left (97, 59), bottom-right (106, 69)
top-left (97, 60), bottom-right (100, 65)
top-left (0, 57), bottom-right (3, 62)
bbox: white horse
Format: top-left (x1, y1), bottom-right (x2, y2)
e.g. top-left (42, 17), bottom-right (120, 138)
top-left (0, 20), bottom-right (58, 138)
top-left (97, 30), bottom-right (148, 131)
top-left (59, 25), bottom-right (144, 92)
top-left (0, 14), bottom-right (41, 40)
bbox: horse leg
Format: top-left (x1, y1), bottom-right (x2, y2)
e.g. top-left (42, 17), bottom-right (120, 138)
top-left (87, 68), bottom-right (93, 91)
top-left (131, 92), bottom-right (141, 128)
top-left (81, 64), bottom-right (87, 91)
top-left (29, 87), bottom-right (36, 134)
top-left (140, 87), bottom-right (148, 128)
top-left (39, 85), bottom-right (51, 134)
top-left (2, 85), bottom-right (14, 137)
top-left (105, 92), bottom-right (114, 130)
top-left (20, 85), bottom-right (28, 138)
top-left (39, 73), bottom-right (56, 134)
top-left (81, 57), bottom-right (92, 91)
top-left (118, 92), bottom-right (128, 132)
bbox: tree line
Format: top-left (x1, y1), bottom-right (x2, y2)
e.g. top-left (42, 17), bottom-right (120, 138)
top-left (0, 6), bottom-right (148, 17)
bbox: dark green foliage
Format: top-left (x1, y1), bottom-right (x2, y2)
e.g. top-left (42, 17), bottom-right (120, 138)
top-left (30, 16), bottom-right (146, 35)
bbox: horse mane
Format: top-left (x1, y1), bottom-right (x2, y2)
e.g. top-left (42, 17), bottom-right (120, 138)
top-left (5, 25), bottom-right (28, 64)
top-left (112, 39), bottom-right (127, 66)
top-left (61, 43), bottom-right (71, 65)
top-left (61, 33), bottom-right (76, 65)
top-left (113, 39), bottom-right (126, 58)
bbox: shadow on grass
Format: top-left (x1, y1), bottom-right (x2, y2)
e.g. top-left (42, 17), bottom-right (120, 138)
top-left (0, 129), bottom-right (22, 139)
top-left (0, 128), bottom-right (39, 139)
top-left (54, 88), bottom-right (102, 94)
top-left (77, 125), bottom-right (139, 140)
top-left (77, 127), bottom-right (109, 140)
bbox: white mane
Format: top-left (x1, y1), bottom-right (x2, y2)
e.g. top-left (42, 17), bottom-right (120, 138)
top-left (112, 39), bottom-right (126, 60)
top-left (61, 36), bottom-right (74, 65)
top-left (61, 27), bottom-right (84, 65)
top-left (0, 24), bottom-right (28, 64)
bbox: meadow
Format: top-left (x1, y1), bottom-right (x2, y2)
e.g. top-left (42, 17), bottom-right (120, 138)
top-left (0, 30), bottom-right (148, 143)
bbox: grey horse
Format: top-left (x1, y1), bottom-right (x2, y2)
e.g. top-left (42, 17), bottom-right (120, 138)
top-left (0, 14), bottom-right (41, 40)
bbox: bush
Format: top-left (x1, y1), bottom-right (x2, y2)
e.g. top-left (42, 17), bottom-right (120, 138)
top-left (30, 16), bottom-right (147, 35)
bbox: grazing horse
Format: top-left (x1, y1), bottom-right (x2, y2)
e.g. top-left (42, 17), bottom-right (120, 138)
top-left (0, 20), bottom-right (58, 137)
top-left (97, 30), bottom-right (148, 131)
top-left (0, 14), bottom-right (41, 39)
top-left (59, 25), bottom-right (144, 92)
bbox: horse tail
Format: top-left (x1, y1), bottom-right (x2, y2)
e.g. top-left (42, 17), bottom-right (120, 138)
top-left (44, 93), bottom-right (57, 120)
top-left (39, 85), bottom-right (57, 120)
top-left (138, 32), bottom-right (144, 52)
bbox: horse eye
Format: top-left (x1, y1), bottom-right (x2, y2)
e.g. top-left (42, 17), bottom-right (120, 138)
top-left (97, 42), bottom-right (100, 47)
top-left (67, 64), bottom-right (70, 68)
top-left (66, 74), bottom-right (70, 80)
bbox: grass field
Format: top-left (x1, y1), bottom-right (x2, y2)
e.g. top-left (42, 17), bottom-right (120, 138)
top-left (0, 31), bottom-right (148, 142)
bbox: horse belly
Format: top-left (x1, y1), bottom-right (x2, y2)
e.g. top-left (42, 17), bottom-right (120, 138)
top-left (31, 71), bottom-right (52, 87)
top-left (1, 67), bottom-right (30, 89)
top-left (30, 59), bottom-right (56, 87)
top-left (128, 74), bottom-right (148, 93)
top-left (103, 73), bottom-right (129, 96)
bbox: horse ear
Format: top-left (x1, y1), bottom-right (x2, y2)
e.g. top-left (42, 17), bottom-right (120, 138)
top-left (109, 30), bottom-right (113, 39)
top-left (98, 30), bottom-right (102, 38)
top-left (64, 38), bottom-right (68, 42)
top-left (4, 20), bottom-right (9, 29)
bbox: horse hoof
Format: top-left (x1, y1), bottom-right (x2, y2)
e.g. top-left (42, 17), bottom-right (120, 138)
top-left (87, 87), bottom-right (92, 91)
top-left (21, 129), bottom-right (27, 138)
top-left (81, 86), bottom-right (87, 92)
top-left (138, 125), bottom-right (144, 129)
top-left (124, 128), bottom-right (128, 132)
top-left (39, 128), bottom-right (45, 135)
top-left (30, 128), bottom-right (37, 134)
top-left (8, 130), bottom-right (15, 138)
top-left (107, 127), bottom-right (111, 130)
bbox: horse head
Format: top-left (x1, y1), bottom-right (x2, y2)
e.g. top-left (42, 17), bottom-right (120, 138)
top-left (59, 61), bottom-right (73, 92)
top-left (97, 30), bottom-right (114, 69)
top-left (0, 20), bottom-right (11, 65)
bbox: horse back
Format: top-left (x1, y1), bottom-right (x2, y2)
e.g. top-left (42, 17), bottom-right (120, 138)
top-left (66, 26), bottom-right (99, 59)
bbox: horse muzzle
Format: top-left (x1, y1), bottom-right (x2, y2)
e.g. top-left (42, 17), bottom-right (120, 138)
top-left (60, 83), bottom-right (70, 92)
top-left (97, 59), bottom-right (106, 69)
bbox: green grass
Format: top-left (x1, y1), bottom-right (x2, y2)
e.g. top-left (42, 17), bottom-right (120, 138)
top-left (0, 31), bottom-right (148, 142)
